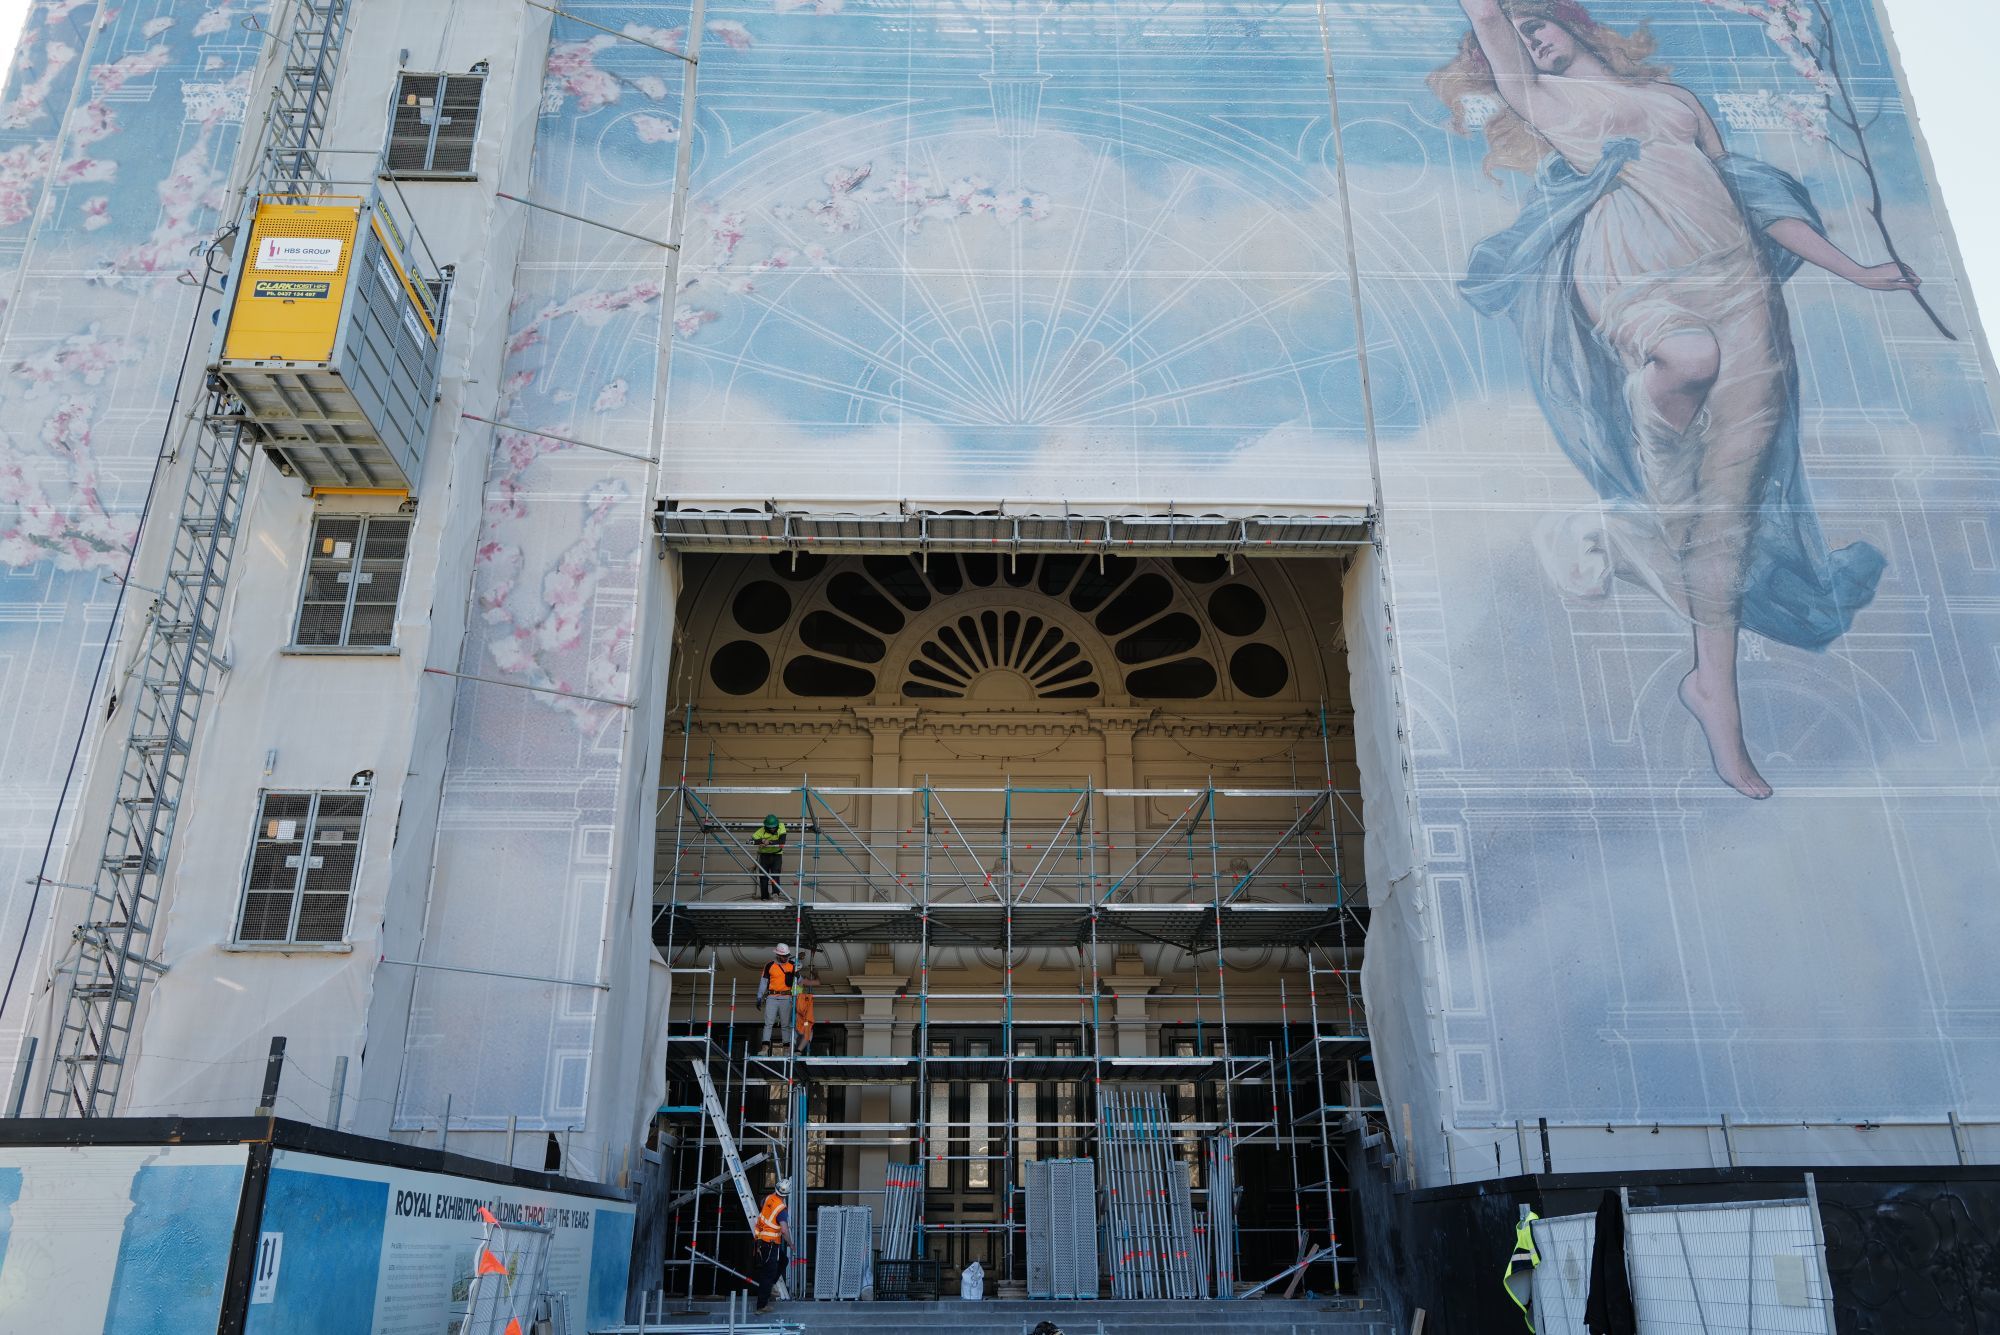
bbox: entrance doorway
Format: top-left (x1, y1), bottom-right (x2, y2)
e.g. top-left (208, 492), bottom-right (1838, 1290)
top-left (649, 540), bottom-right (1375, 1300)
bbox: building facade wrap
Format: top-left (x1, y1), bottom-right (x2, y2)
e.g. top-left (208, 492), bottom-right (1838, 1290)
top-left (0, 0), bottom-right (267, 1078)
top-left (0, 0), bottom-right (1993, 1193)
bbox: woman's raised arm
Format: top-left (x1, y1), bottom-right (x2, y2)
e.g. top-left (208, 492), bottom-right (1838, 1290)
top-left (1766, 219), bottom-right (1921, 291)
top-left (1459, 0), bottom-right (1539, 114)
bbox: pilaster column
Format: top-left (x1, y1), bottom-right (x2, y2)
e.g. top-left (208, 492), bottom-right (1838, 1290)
top-left (851, 947), bottom-right (909, 1191)
top-left (854, 708), bottom-right (919, 901)
top-left (1109, 948), bottom-right (1162, 1057)
top-left (1089, 708), bottom-right (1152, 882)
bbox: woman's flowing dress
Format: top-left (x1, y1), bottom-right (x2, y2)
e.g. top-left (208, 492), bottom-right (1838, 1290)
top-left (1461, 75), bottom-right (1883, 649)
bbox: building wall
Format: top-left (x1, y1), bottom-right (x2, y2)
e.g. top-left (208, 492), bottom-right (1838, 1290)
top-left (0, 0), bottom-right (1995, 1204)
top-left (1331, 1), bottom-right (2000, 1182)
top-left (0, 0), bottom-right (561, 1130)
top-left (0, 0), bottom-right (273, 1099)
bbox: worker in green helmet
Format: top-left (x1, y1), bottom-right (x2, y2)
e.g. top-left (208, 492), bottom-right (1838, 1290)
top-left (750, 813), bottom-right (788, 901)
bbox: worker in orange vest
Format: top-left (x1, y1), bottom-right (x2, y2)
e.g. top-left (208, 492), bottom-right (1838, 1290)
top-left (751, 1180), bottom-right (791, 1313)
top-left (757, 943), bottom-right (796, 1055)
top-left (794, 976), bottom-right (815, 1057)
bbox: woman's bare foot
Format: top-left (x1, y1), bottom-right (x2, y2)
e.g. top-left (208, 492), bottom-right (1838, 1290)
top-left (1679, 670), bottom-right (1772, 799)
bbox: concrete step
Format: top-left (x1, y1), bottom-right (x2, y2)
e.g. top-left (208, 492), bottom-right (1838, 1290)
top-left (679, 1298), bottom-right (1394, 1335)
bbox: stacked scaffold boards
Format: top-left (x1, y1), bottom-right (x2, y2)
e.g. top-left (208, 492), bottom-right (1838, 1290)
top-left (1026, 1158), bottom-right (1099, 1299)
top-left (812, 1205), bottom-right (872, 1300)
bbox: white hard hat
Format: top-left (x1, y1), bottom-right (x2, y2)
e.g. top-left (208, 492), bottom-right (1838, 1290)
top-left (775, 1181), bottom-right (790, 1196)
top-left (774, 943), bottom-right (791, 957)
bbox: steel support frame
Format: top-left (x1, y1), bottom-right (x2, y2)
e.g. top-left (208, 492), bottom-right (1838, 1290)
top-left (651, 770), bottom-right (1370, 1299)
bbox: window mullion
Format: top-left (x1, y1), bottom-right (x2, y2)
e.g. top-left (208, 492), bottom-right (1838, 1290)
top-left (286, 792), bottom-right (318, 942)
top-left (424, 74), bottom-right (445, 170)
top-left (339, 518), bottom-right (366, 644)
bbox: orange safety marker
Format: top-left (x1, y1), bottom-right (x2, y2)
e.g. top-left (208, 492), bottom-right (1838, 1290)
top-left (478, 1249), bottom-right (509, 1277)
top-left (478, 1206), bottom-right (499, 1224)
top-left (505, 1322), bottom-right (524, 1335)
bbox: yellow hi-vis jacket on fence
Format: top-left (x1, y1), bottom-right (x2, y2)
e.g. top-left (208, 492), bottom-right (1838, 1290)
top-left (1503, 1208), bottom-right (1540, 1331)
top-left (754, 1192), bottom-right (788, 1244)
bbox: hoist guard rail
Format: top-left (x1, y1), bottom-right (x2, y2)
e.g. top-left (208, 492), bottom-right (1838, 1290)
top-left (653, 501), bottom-right (1374, 557)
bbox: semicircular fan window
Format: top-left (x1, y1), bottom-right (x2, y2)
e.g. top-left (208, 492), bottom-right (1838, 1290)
top-left (904, 609), bottom-right (1100, 700)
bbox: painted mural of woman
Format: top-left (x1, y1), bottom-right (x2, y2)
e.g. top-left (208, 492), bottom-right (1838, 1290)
top-left (1434, 0), bottom-right (1917, 798)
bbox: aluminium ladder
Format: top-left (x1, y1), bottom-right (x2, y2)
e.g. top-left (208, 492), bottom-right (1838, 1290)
top-left (691, 1057), bottom-right (791, 1300)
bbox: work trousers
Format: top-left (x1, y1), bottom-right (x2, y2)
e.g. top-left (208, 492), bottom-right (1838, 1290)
top-left (760, 992), bottom-right (795, 1048)
top-left (752, 1240), bottom-right (787, 1309)
top-left (756, 851), bottom-right (784, 900)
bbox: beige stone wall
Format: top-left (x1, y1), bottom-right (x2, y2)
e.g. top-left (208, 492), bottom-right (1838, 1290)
top-left (657, 554), bottom-right (1367, 1045)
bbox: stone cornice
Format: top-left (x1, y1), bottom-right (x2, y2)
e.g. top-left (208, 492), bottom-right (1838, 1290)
top-left (675, 707), bottom-right (1355, 741)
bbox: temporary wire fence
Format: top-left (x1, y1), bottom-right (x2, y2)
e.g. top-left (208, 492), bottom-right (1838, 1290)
top-left (1530, 1186), bottom-right (1835, 1335)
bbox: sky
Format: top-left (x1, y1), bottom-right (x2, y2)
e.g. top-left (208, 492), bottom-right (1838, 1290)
top-left (0, 0), bottom-right (1991, 319)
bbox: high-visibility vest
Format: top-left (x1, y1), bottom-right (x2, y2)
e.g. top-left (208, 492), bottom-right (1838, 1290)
top-left (754, 1193), bottom-right (787, 1243)
top-left (795, 990), bottom-right (814, 1039)
top-left (1503, 1209), bottom-right (1540, 1331)
top-left (764, 961), bottom-right (794, 995)
top-left (752, 822), bottom-right (787, 851)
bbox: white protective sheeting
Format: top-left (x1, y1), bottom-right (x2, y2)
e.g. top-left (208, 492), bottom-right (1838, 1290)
top-left (1345, 546), bottom-right (1440, 1179)
top-left (0, 2), bottom-right (270, 1103)
top-left (1531, 1200), bottom-right (1834, 1335)
top-left (393, 4), bottom-right (686, 1164)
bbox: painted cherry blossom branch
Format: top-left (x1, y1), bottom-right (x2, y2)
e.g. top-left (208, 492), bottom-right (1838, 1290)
top-left (1697, 0), bottom-right (1955, 339)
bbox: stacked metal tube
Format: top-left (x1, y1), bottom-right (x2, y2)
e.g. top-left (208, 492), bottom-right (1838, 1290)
top-left (1205, 1135), bottom-right (1237, 1296)
top-left (1097, 1088), bottom-right (1205, 1299)
top-left (879, 1161), bottom-right (921, 1262)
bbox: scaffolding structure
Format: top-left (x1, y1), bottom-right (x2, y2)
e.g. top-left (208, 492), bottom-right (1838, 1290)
top-left (649, 765), bottom-right (1375, 1303)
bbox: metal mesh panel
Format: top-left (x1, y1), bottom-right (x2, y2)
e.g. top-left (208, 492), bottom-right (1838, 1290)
top-left (839, 1205), bottom-right (871, 1299)
top-left (385, 74), bottom-right (437, 174)
top-left (234, 791), bottom-right (365, 944)
top-left (295, 516), bottom-right (361, 645)
top-left (432, 75), bottom-right (483, 174)
top-left (1529, 1212), bottom-right (1598, 1335)
top-left (347, 516), bottom-right (409, 646)
top-left (385, 73), bottom-right (482, 176)
top-left (296, 793), bottom-right (364, 941)
top-left (238, 792), bottom-right (313, 941)
top-left (1026, 1159), bottom-right (1053, 1297)
top-left (813, 1206), bottom-right (844, 1299)
top-left (1628, 1203), bottom-right (1831, 1335)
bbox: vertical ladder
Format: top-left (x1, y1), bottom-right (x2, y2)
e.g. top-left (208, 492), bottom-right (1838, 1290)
top-left (42, 410), bottom-right (252, 1116)
top-left (40, 0), bottom-right (350, 1118)
top-left (265, 0), bottom-right (350, 191)
top-left (690, 1057), bottom-right (790, 1299)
